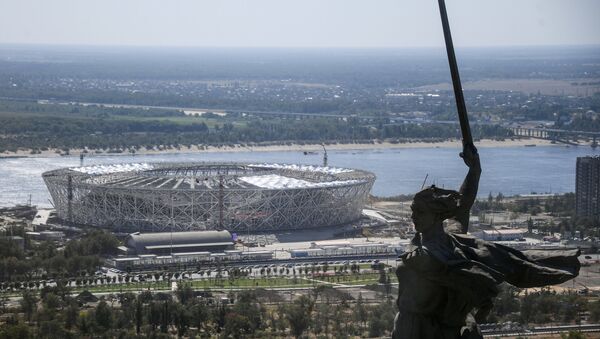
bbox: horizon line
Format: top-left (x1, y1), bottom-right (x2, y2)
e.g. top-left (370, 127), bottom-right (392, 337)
top-left (1, 42), bottom-right (599, 50)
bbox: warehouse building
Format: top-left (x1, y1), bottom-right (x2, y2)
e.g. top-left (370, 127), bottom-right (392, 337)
top-left (121, 230), bottom-right (235, 255)
top-left (473, 229), bottom-right (526, 242)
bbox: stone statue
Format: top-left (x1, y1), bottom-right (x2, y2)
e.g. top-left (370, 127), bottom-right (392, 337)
top-left (392, 144), bottom-right (580, 339)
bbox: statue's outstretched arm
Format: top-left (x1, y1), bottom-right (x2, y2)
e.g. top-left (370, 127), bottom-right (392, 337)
top-left (456, 143), bottom-right (481, 233)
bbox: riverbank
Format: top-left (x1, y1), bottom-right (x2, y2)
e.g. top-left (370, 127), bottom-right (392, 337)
top-left (1, 143), bottom-right (595, 207)
top-left (0, 138), bottom-right (559, 159)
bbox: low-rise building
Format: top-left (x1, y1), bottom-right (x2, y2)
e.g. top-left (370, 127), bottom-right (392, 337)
top-left (473, 229), bottom-right (526, 241)
top-left (109, 230), bottom-right (272, 270)
top-left (25, 231), bottom-right (65, 242)
top-left (109, 249), bottom-right (273, 270)
top-left (290, 241), bottom-right (403, 258)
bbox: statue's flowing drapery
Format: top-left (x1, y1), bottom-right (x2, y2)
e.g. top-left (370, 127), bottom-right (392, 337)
top-left (392, 233), bottom-right (580, 339)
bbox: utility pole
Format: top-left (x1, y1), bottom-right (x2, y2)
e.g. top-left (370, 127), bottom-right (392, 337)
top-left (321, 143), bottom-right (328, 167)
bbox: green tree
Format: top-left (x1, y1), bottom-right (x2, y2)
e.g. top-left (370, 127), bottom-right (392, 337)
top-left (77, 312), bottom-right (92, 335)
top-left (38, 320), bottom-right (65, 339)
top-left (313, 303), bottom-right (332, 336)
top-left (284, 295), bottom-right (314, 339)
top-left (19, 291), bottom-right (38, 322)
top-left (42, 292), bottom-right (61, 311)
top-left (160, 300), bottom-right (171, 333)
top-left (223, 312), bottom-right (252, 338)
top-left (95, 300), bottom-right (113, 330)
top-left (589, 300), bottom-right (600, 322)
top-left (175, 283), bottom-right (194, 305)
top-left (134, 296), bottom-right (143, 335)
top-left (64, 301), bottom-right (79, 330)
top-left (172, 303), bottom-right (191, 337)
top-left (0, 321), bottom-right (30, 339)
top-left (368, 300), bottom-right (396, 337)
top-left (561, 331), bottom-right (586, 339)
top-left (147, 301), bottom-right (162, 331)
top-left (378, 268), bottom-right (387, 284)
top-left (492, 284), bottom-right (521, 320)
top-left (354, 293), bottom-right (368, 331)
top-left (191, 302), bottom-right (208, 331)
top-left (232, 290), bottom-right (263, 334)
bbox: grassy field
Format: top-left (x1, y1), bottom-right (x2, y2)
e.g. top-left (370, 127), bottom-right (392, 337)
top-left (0, 109), bottom-right (238, 127)
top-left (110, 114), bottom-right (246, 127)
top-left (1, 272), bottom-right (396, 296)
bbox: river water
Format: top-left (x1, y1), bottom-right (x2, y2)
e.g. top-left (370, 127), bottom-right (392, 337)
top-left (1, 145), bottom-right (598, 207)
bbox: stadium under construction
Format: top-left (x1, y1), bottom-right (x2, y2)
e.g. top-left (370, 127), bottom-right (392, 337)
top-left (43, 162), bottom-right (375, 233)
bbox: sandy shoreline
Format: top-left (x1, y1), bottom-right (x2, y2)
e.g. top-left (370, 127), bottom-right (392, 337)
top-left (0, 138), bottom-right (559, 159)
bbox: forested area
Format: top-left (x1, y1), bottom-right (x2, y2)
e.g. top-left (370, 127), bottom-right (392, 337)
top-left (489, 285), bottom-right (600, 325)
top-left (0, 100), bottom-right (513, 153)
top-left (0, 286), bottom-right (399, 339)
top-left (568, 116), bottom-right (600, 132)
top-left (0, 230), bottom-right (119, 282)
top-left (1, 281), bottom-right (597, 338)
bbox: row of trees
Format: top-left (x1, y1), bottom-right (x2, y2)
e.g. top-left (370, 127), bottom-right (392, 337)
top-left (0, 112), bottom-right (514, 153)
top-left (2, 284), bottom-right (397, 338)
top-left (490, 285), bottom-right (600, 325)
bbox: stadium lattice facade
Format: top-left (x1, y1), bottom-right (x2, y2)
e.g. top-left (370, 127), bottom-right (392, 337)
top-left (43, 162), bottom-right (375, 232)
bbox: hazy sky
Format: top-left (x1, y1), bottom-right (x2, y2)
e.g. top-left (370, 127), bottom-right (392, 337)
top-left (1, 0), bottom-right (599, 48)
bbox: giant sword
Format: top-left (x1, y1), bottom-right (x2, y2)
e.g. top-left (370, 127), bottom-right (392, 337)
top-left (437, 0), bottom-right (473, 148)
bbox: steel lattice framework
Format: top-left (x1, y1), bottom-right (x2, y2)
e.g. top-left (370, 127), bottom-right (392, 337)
top-left (43, 162), bottom-right (375, 233)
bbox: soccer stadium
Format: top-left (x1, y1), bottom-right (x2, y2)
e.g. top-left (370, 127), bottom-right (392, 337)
top-left (42, 162), bottom-right (375, 232)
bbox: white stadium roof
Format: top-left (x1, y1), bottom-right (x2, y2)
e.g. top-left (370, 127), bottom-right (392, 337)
top-left (239, 174), bottom-right (359, 189)
top-left (73, 163), bottom-right (154, 175)
top-left (248, 163), bottom-right (353, 175)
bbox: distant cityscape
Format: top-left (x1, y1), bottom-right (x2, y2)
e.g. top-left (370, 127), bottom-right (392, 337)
top-left (0, 45), bottom-right (599, 338)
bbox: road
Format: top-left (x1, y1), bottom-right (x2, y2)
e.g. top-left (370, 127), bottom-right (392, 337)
top-left (483, 324), bottom-right (600, 337)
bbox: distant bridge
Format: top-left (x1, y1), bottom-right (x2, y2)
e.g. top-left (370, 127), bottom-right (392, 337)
top-left (510, 126), bottom-right (600, 147)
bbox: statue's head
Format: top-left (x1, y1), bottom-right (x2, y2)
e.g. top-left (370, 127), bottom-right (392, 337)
top-left (411, 185), bottom-right (461, 233)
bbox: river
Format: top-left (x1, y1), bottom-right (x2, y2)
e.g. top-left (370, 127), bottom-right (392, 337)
top-left (1, 145), bottom-right (598, 207)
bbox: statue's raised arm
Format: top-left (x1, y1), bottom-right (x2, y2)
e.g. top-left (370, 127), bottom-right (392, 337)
top-left (455, 143), bottom-right (481, 233)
